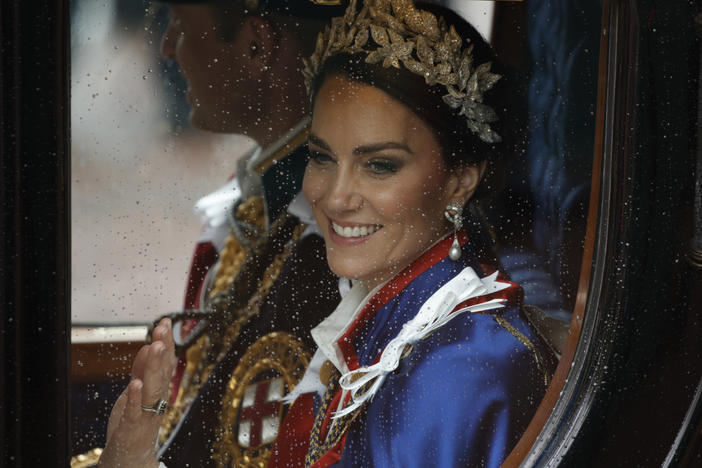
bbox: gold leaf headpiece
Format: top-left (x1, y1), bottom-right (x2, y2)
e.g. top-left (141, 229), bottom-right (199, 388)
top-left (302, 0), bottom-right (502, 144)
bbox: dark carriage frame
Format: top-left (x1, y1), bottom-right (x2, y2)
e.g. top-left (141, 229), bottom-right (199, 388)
top-left (2, 0), bottom-right (701, 466)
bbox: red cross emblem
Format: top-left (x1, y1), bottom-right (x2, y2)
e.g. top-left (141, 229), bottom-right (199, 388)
top-left (237, 377), bottom-right (284, 448)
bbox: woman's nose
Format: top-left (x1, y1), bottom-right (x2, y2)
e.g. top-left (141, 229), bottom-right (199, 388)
top-left (326, 169), bottom-right (363, 213)
top-left (160, 18), bottom-right (178, 61)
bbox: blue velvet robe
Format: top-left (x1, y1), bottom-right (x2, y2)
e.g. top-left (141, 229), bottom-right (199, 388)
top-left (306, 234), bottom-right (554, 467)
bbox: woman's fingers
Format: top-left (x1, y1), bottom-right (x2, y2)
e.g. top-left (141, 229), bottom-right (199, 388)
top-left (140, 341), bottom-right (170, 412)
top-left (133, 318), bottom-right (175, 381)
top-left (124, 377), bottom-right (160, 454)
top-left (99, 320), bottom-right (176, 468)
top-left (131, 345), bottom-right (150, 380)
top-left (153, 318), bottom-right (174, 353)
top-left (151, 318), bottom-right (176, 375)
top-left (98, 378), bottom-right (160, 468)
top-left (105, 388), bottom-right (128, 443)
top-left (124, 378), bottom-right (145, 423)
top-left (153, 318), bottom-right (177, 382)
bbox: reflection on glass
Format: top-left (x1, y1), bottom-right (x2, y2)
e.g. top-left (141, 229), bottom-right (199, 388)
top-left (71, 0), bottom-right (254, 325)
top-left (488, 0), bottom-right (600, 358)
top-left (70, 0), bottom-right (601, 465)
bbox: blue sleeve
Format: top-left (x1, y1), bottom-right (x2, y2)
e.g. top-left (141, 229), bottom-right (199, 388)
top-left (338, 309), bottom-right (548, 468)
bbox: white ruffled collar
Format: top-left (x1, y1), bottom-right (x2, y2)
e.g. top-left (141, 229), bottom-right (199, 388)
top-left (284, 233), bottom-right (513, 410)
top-left (283, 281), bottom-right (375, 402)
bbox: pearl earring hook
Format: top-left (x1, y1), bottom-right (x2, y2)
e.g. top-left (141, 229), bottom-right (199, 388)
top-left (444, 203), bottom-right (463, 261)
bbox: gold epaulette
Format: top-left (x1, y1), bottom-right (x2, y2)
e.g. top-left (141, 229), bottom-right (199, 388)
top-left (209, 196), bottom-right (266, 299)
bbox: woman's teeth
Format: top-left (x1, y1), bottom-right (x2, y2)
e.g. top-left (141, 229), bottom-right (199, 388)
top-left (331, 222), bottom-right (382, 238)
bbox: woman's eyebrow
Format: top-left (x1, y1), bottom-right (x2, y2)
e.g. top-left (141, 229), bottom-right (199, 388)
top-left (308, 134), bottom-right (332, 151)
top-left (353, 141), bottom-right (413, 155)
top-left (309, 134), bottom-right (414, 155)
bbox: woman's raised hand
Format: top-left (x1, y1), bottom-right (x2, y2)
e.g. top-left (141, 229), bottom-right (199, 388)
top-left (98, 318), bottom-right (176, 468)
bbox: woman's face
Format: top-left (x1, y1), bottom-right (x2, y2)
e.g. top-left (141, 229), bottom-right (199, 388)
top-left (303, 74), bottom-right (469, 288)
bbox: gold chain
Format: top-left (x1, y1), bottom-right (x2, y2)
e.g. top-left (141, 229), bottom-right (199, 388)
top-left (158, 220), bottom-right (306, 446)
top-left (209, 196), bottom-right (266, 298)
top-left (157, 333), bottom-right (212, 446)
top-left (215, 222), bottom-right (306, 362)
top-left (159, 196), bottom-right (267, 445)
top-left (305, 368), bottom-right (366, 466)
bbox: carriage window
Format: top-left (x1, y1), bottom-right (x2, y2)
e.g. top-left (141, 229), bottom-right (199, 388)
top-left (70, 0), bottom-right (255, 453)
top-left (71, 1), bottom-right (255, 327)
top-left (70, 0), bottom-right (603, 463)
top-left (488, 0), bottom-right (600, 357)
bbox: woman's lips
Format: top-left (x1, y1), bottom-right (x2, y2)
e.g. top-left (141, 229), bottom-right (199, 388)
top-left (331, 221), bottom-right (382, 237)
top-left (328, 220), bottom-right (382, 246)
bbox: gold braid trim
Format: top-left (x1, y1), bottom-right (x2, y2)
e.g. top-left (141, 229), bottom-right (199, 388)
top-left (492, 314), bottom-right (551, 388)
top-left (209, 234), bottom-right (247, 299)
top-left (158, 196), bottom-right (278, 445)
top-left (157, 220), bottom-right (306, 446)
top-left (158, 333), bottom-right (212, 446)
top-left (159, 196), bottom-right (266, 445)
top-left (214, 222), bottom-right (306, 362)
top-left (209, 196), bottom-right (266, 298)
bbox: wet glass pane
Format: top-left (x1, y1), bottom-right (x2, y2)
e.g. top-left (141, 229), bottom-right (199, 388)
top-left (486, 0), bottom-right (601, 356)
top-left (70, 0), bottom-right (602, 462)
top-left (71, 0), bottom-right (254, 326)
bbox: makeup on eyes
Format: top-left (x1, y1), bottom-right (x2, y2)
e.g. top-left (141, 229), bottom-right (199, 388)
top-left (308, 149), bottom-right (333, 165)
top-left (364, 157), bottom-right (403, 175)
top-left (308, 147), bottom-right (406, 178)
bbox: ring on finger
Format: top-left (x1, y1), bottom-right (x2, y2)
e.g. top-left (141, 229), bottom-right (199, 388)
top-left (141, 398), bottom-right (168, 415)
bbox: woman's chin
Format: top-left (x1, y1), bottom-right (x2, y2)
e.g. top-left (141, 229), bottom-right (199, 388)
top-left (326, 259), bottom-right (363, 282)
top-left (327, 258), bottom-right (369, 284)
top-left (325, 256), bottom-right (396, 290)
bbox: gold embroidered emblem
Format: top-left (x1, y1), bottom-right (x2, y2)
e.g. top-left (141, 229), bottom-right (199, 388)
top-left (213, 332), bottom-right (312, 467)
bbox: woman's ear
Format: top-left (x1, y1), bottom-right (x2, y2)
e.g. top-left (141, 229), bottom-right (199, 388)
top-left (447, 161), bottom-right (488, 206)
top-left (240, 16), bottom-right (279, 73)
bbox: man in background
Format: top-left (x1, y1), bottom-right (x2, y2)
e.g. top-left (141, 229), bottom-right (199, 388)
top-left (158, 0), bottom-right (344, 313)
top-left (97, 1), bottom-right (348, 467)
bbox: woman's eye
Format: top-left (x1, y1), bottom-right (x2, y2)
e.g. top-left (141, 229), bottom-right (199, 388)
top-left (367, 159), bottom-right (400, 175)
top-left (308, 150), bottom-right (334, 166)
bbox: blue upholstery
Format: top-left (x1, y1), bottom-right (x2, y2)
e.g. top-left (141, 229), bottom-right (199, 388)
top-left (496, 0), bottom-right (601, 320)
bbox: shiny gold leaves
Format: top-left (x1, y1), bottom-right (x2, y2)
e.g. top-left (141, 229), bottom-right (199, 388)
top-left (302, 0), bottom-right (503, 143)
top-left (366, 25), bottom-right (413, 68)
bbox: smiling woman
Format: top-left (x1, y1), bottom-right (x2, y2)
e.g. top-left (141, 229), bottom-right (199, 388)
top-left (304, 74), bottom-right (483, 288)
top-left (264, 1), bottom-right (557, 466)
top-left (6, 0), bottom-right (702, 466)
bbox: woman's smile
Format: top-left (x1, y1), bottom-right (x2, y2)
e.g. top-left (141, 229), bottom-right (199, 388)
top-left (330, 219), bottom-right (383, 240)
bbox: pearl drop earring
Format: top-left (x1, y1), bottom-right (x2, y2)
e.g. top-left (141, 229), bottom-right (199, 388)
top-left (444, 203), bottom-right (463, 261)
